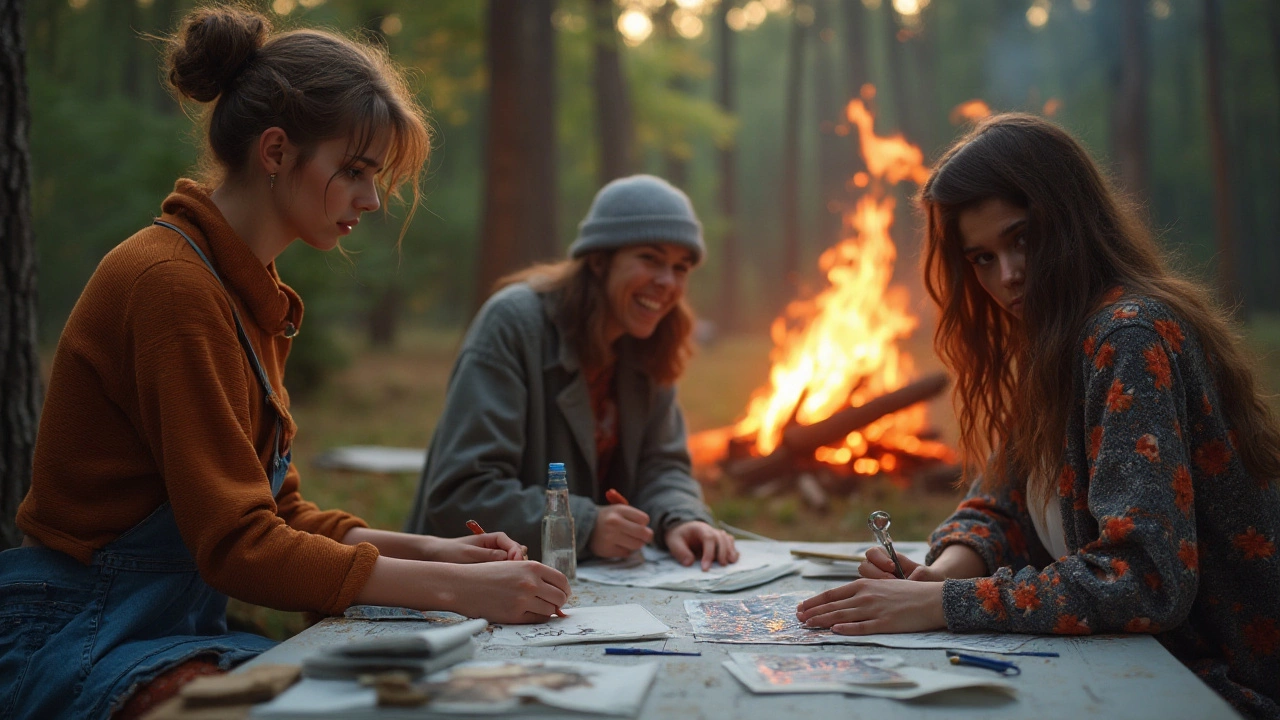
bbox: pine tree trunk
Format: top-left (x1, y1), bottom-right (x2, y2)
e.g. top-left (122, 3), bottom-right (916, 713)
top-left (0, 0), bottom-right (42, 551)
top-left (812, 0), bottom-right (843, 252)
top-left (716, 0), bottom-right (740, 331)
top-left (1202, 0), bottom-right (1238, 310)
top-left (591, 0), bottom-right (633, 185)
top-left (1112, 0), bottom-right (1149, 203)
top-left (781, 6), bottom-right (808, 298)
top-left (476, 0), bottom-right (558, 309)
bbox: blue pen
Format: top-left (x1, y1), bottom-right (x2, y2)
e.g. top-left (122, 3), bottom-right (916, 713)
top-left (946, 651), bottom-right (1021, 675)
top-left (604, 648), bottom-right (702, 657)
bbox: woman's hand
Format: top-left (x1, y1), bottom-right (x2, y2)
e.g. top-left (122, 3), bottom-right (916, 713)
top-left (427, 533), bottom-right (527, 564)
top-left (859, 546), bottom-right (946, 581)
top-left (796, 578), bottom-right (947, 635)
top-left (449, 561), bottom-right (571, 623)
top-left (664, 521), bottom-right (739, 570)
top-left (590, 504), bottom-right (654, 559)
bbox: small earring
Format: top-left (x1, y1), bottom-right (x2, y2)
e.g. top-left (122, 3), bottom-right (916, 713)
top-left (269, 173), bottom-right (276, 190)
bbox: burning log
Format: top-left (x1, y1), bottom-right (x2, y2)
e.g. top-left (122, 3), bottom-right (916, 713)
top-left (723, 372), bottom-right (949, 487)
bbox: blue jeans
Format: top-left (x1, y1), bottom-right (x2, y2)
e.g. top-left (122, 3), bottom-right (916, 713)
top-left (0, 500), bottom-right (278, 719)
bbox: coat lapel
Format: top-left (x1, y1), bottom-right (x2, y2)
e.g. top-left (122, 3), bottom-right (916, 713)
top-left (615, 345), bottom-right (647, 491)
top-left (545, 294), bottom-right (598, 482)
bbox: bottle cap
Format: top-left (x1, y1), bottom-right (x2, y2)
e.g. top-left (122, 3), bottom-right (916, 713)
top-left (547, 462), bottom-right (567, 490)
top-left (548, 462), bottom-right (566, 473)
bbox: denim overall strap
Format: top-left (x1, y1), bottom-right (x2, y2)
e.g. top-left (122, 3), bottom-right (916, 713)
top-left (153, 220), bottom-right (290, 496)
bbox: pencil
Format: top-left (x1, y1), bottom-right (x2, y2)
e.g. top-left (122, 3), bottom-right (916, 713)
top-left (466, 519), bottom-right (529, 561)
top-left (789, 549), bottom-right (866, 563)
top-left (605, 488), bottom-right (629, 506)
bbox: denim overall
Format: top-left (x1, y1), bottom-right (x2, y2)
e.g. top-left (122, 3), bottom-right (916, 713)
top-left (0, 221), bottom-right (291, 719)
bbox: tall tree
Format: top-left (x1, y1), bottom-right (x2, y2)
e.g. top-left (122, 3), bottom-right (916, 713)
top-left (475, 0), bottom-right (558, 310)
top-left (1, 0), bottom-right (42, 550)
top-left (881, 6), bottom-right (915, 139)
top-left (781, 2), bottom-right (809, 298)
top-left (716, 0), bottom-right (740, 331)
top-left (812, 0), bottom-right (843, 252)
top-left (591, 0), bottom-right (634, 185)
top-left (1111, 0), bottom-right (1150, 203)
top-left (1202, 0), bottom-right (1238, 310)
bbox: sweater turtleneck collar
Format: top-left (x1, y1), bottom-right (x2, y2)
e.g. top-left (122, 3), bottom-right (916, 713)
top-left (158, 179), bottom-right (304, 337)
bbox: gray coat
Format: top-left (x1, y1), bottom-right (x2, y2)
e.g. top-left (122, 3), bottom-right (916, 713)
top-left (405, 283), bottom-right (714, 561)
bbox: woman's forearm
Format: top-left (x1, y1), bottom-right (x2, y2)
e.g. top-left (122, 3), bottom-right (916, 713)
top-left (343, 527), bottom-right (432, 561)
top-left (931, 544), bottom-right (988, 579)
top-left (353, 556), bottom-right (461, 613)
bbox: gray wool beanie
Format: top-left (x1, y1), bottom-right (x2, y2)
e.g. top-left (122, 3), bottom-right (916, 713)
top-left (569, 175), bottom-right (704, 263)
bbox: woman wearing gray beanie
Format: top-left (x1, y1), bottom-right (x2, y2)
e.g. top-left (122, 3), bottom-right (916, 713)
top-left (406, 175), bottom-right (739, 569)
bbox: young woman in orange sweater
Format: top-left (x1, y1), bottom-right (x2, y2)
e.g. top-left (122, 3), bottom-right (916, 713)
top-left (0, 6), bottom-right (568, 719)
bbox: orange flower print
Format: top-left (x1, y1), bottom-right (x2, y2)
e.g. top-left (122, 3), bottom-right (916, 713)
top-left (971, 525), bottom-right (991, 539)
top-left (1172, 465), bottom-right (1194, 515)
top-left (1143, 344), bottom-right (1172, 391)
top-left (1106, 379), bottom-right (1134, 412)
top-left (1135, 434), bottom-right (1159, 462)
top-left (974, 578), bottom-right (1007, 620)
top-left (1178, 540), bottom-right (1199, 572)
top-left (1013, 582), bottom-right (1041, 615)
top-left (1006, 522), bottom-right (1029, 558)
top-left (1193, 439), bottom-right (1231, 476)
top-left (1154, 319), bottom-right (1184, 353)
top-left (1109, 558), bottom-right (1130, 578)
top-left (1113, 304), bottom-right (1139, 320)
top-left (1233, 527), bottom-right (1276, 561)
top-left (1094, 343), bottom-right (1115, 370)
top-left (1144, 572), bottom-right (1163, 591)
top-left (1058, 465), bottom-right (1076, 499)
top-left (1054, 614), bottom-right (1092, 635)
top-left (1244, 617), bottom-right (1279, 657)
top-left (1125, 617), bottom-right (1153, 633)
top-left (1089, 426), bottom-right (1104, 460)
top-left (1201, 393), bottom-right (1213, 416)
top-left (1104, 516), bottom-right (1135, 542)
top-left (1103, 286), bottom-right (1125, 304)
top-left (1083, 336), bottom-right (1097, 358)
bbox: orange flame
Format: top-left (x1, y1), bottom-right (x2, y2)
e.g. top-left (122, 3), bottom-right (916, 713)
top-left (949, 99), bottom-right (992, 125)
top-left (719, 95), bottom-right (952, 475)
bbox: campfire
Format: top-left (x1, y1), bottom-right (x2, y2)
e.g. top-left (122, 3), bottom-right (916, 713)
top-left (691, 94), bottom-right (957, 502)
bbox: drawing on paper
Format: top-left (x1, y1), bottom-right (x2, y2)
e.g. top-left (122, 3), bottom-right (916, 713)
top-left (746, 654), bottom-right (913, 687)
top-left (686, 592), bottom-right (824, 643)
top-left (419, 663), bottom-right (592, 705)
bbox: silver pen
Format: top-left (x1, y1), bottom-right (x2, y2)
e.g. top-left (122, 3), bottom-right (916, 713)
top-left (867, 510), bottom-right (906, 579)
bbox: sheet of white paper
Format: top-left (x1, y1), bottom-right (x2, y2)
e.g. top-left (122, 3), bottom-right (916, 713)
top-left (726, 652), bottom-right (914, 689)
top-left (686, 592), bottom-right (1037, 653)
top-left (253, 660), bottom-right (658, 718)
top-left (576, 540), bottom-right (800, 592)
top-left (724, 657), bottom-right (1016, 700)
top-left (485, 604), bottom-right (671, 647)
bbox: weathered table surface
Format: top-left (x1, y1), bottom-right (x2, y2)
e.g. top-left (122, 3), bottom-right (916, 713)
top-left (242, 543), bottom-right (1240, 720)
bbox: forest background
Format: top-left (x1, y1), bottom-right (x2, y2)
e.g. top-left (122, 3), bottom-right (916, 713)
top-left (11, 0), bottom-right (1280, 635)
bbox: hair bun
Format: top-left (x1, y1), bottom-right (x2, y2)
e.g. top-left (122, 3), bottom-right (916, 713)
top-left (167, 7), bottom-right (270, 103)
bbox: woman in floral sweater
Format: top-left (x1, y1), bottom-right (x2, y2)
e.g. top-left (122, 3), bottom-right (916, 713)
top-left (797, 114), bottom-right (1280, 718)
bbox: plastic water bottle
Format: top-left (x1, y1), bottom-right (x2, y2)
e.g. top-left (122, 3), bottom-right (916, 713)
top-left (541, 462), bottom-right (577, 580)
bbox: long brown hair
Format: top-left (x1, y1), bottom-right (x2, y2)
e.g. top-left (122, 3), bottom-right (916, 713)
top-left (497, 255), bottom-right (695, 385)
top-left (164, 4), bottom-right (431, 236)
top-left (921, 113), bottom-right (1280, 490)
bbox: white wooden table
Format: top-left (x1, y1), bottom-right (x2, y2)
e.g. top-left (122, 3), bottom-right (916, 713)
top-left (242, 544), bottom-right (1240, 720)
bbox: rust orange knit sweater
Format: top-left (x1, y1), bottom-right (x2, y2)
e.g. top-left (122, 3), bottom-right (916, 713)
top-left (17, 180), bottom-right (379, 615)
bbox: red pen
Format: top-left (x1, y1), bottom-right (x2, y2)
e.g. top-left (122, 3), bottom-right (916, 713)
top-left (605, 489), bottom-right (629, 506)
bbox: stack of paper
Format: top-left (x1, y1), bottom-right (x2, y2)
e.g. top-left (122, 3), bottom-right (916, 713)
top-left (724, 652), bottom-right (1016, 699)
top-left (485, 605), bottom-right (671, 647)
top-left (795, 541), bottom-right (931, 579)
top-left (576, 540), bottom-right (799, 592)
top-left (253, 660), bottom-right (658, 718)
top-left (301, 618), bottom-right (487, 680)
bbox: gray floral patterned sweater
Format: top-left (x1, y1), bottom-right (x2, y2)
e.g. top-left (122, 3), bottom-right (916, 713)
top-left (927, 293), bottom-right (1280, 719)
